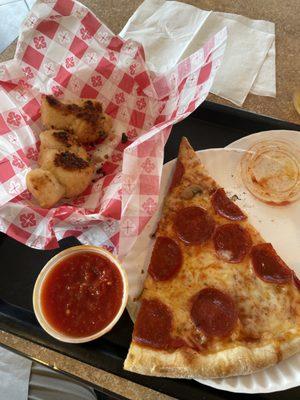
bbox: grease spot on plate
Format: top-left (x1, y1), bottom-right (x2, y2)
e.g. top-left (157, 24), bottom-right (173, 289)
top-left (241, 140), bottom-right (300, 205)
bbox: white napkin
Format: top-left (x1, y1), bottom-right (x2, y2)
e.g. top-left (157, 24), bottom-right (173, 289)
top-left (0, 347), bottom-right (32, 400)
top-left (120, 0), bottom-right (276, 106)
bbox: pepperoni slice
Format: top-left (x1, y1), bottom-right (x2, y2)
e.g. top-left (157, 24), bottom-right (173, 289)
top-left (191, 288), bottom-right (238, 337)
top-left (293, 273), bottom-right (300, 290)
top-left (251, 243), bottom-right (292, 284)
top-left (133, 299), bottom-right (185, 350)
top-left (213, 224), bottom-right (252, 263)
top-left (211, 188), bottom-right (246, 221)
top-left (148, 237), bottom-right (182, 281)
top-left (174, 206), bottom-right (215, 245)
top-left (169, 160), bottom-right (184, 191)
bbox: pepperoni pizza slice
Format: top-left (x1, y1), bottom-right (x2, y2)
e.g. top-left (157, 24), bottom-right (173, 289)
top-left (124, 137), bottom-right (300, 379)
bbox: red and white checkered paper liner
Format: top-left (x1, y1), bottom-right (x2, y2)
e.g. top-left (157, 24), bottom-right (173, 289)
top-left (0, 0), bottom-right (226, 257)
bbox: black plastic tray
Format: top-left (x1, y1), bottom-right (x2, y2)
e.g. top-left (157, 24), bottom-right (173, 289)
top-left (1, 101), bottom-right (299, 400)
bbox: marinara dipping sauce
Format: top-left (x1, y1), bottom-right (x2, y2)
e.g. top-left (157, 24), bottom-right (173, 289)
top-left (33, 246), bottom-right (128, 343)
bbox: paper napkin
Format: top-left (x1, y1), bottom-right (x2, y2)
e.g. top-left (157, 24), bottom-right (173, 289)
top-left (120, 0), bottom-right (276, 105)
top-left (0, 347), bottom-right (32, 400)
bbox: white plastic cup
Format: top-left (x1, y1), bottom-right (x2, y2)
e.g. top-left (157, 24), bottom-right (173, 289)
top-left (33, 245), bottom-right (128, 343)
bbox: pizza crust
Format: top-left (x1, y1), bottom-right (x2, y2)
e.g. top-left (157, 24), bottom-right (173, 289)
top-left (124, 137), bottom-right (300, 379)
top-left (124, 335), bottom-right (300, 379)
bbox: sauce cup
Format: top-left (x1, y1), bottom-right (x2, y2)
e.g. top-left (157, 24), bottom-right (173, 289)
top-left (33, 245), bottom-right (128, 343)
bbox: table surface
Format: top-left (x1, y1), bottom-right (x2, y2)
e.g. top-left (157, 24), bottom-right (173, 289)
top-left (0, 1), bottom-right (299, 399)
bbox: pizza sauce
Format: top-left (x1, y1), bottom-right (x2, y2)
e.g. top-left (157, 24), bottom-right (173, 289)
top-left (41, 252), bottom-right (123, 338)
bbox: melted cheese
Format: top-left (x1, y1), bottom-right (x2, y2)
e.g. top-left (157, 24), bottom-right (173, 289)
top-left (141, 140), bottom-right (300, 353)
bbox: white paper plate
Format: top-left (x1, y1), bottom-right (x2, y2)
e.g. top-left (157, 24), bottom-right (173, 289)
top-left (123, 130), bottom-right (300, 393)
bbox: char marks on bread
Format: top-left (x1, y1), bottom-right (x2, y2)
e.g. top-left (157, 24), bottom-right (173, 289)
top-left (27, 128), bottom-right (94, 207)
top-left (27, 94), bottom-right (114, 208)
top-left (41, 95), bottom-right (112, 144)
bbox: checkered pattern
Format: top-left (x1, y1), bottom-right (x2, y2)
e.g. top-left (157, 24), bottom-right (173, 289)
top-left (0, 0), bottom-right (226, 255)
